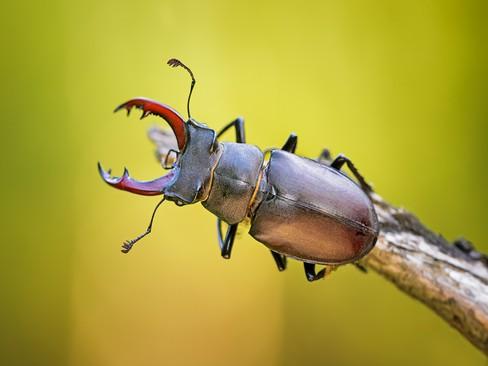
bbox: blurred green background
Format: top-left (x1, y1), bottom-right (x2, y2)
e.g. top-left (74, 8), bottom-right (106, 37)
top-left (1, 0), bottom-right (487, 365)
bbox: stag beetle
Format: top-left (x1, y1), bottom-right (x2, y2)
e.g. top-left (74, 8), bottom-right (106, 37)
top-left (98, 59), bottom-right (379, 281)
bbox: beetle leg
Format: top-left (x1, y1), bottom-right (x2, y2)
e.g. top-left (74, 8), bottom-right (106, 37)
top-left (317, 148), bottom-right (332, 165)
top-left (281, 133), bottom-right (298, 153)
top-left (453, 238), bottom-right (487, 262)
top-left (216, 117), bottom-right (246, 143)
top-left (330, 154), bottom-right (373, 194)
top-left (267, 134), bottom-right (296, 272)
top-left (217, 218), bottom-right (238, 259)
top-left (270, 251), bottom-right (287, 271)
top-left (213, 118), bottom-right (246, 259)
top-left (354, 262), bottom-right (368, 273)
top-left (304, 262), bottom-right (326, 282)
top-left (262, 134), bottom-right (297, 271)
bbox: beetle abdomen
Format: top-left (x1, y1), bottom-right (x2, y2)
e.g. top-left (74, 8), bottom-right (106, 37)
top-left (203, 142), bottom-right (264, 225)
top-left (249, 150), bottom-right (378, 265)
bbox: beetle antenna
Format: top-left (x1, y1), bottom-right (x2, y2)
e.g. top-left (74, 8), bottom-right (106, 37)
top-left (167, 58), bottom-right (196, 120)
top-left (121, 197), bottom-right (166, 253)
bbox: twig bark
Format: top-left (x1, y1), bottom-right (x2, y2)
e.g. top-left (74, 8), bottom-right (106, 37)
top-left (361, 193), bottom-right (488, 355)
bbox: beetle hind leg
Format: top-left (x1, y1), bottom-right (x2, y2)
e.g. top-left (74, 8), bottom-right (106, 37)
top-left (270, 251), bottom-right (287, 271)
top-left (317, 150), bottom-right (373, 194)
top-left (330, 154), bottom-right (373, 194)
top-left (304, 262), bottom-right (326, 282)
top-left (354, 262), bottom-right (368, 273)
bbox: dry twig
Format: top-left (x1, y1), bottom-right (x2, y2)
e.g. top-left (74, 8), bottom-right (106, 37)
top-left (362, 193), bottom-right (488, 354)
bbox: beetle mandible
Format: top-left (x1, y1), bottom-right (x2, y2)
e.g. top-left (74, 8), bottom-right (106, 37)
top-left (98, 58), bottom-right (379, 281)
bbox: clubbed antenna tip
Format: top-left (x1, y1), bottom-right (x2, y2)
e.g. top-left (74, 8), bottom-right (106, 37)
top-left (167, 58), bottom-right (196, 119)
top-left (167, 58), bottom-right (184, 68)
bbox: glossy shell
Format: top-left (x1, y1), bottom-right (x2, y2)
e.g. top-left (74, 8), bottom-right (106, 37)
top-left (203, 142), bottom-right (264, 224)
top-left (249, 150), bottom-right (378, 265)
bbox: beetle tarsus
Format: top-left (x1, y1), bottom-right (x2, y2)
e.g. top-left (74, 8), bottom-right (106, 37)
top-left (271, 251), bottom-right (287, 271)
top-left (304, 262), bottom-right (326, 281)
top-left (453, 238), bottom-right (487, 262)
top-left (217, 218), bottom-right (238, 259)
top-left (354, 262), bottom-right (368, 273)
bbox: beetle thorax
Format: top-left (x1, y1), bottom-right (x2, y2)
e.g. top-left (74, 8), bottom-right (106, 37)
top-left (163, 120), bottom-right (221, 205)
top-left (202, 142), bottom-right (264, 225)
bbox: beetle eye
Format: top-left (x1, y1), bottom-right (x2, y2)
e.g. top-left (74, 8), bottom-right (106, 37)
top-left (163, 149), bottom-right (180, 170)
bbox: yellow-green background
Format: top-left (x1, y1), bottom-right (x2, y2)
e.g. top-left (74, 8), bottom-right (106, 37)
top-left (2, 0), bottom-right (487, 365)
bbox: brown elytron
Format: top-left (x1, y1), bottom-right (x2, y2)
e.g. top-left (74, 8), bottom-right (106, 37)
top-left (249, 151), bottom-right (378, 265)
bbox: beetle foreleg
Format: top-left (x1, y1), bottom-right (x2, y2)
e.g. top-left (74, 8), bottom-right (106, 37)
top-left (281, 133), bottom-right (298, 153)
top-left (216, 117), bottom-right (246, 143)
top-left (217, 218), bottom-right (238, 259)
top-left (330, 154), bottom-right (373, 194)
top-left (304, 262), bottom-right (326, 282)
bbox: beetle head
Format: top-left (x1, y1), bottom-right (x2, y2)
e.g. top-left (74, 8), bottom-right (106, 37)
top-left (98, 99), bottom-right (219, 206)
top-left (99, 58), bottom-right (218, 203)
top-left (98, 58), bottom-right (223, 253)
